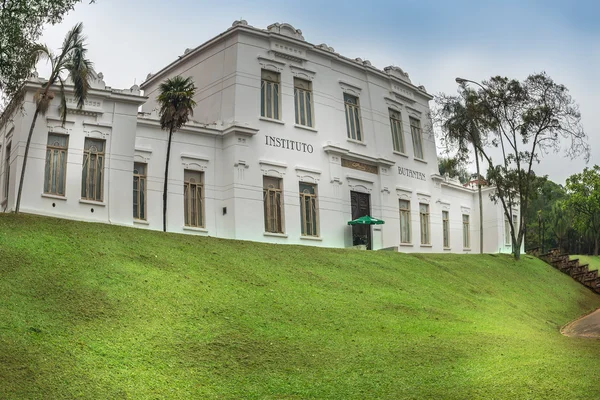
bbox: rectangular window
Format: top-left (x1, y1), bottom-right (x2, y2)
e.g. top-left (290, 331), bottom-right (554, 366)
top-left (3, 142), bottom-right (10, 200)
top-left (344, 93), bottom-right (362, 141)
top-left (463, 214), bottom-right (470, 249)
top-left (81, 138), bottom-right (105, 201)
top-left (184, 169), bottom-right (204, 227)
top-left (133, 163), bottom-right (147, 220)
top-left (294, 78), bottom-right (313, 127)
top-left (299, 182), bottom-right (318, 237)
top-left (261, 70), bottom-right (280, 120)
top-left (44, 134), bottom-right (68, 196)
top-left (420, 203), bottom-right (430, 245)
top-left (410, 117), bottom-right (424, 159)
top-left (442, 211), bottom-right (450, 248)
top-left (263, 176), bottom-right (284, 233)
top-left (389, 109), bottom-right (405, 153)
top-left (399, 199), bottom-right (411, 244)
top-left (505, 217), bottom-right (511, 245)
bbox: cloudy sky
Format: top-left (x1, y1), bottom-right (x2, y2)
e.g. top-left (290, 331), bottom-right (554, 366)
top-left (37, 0), bottom-right (599, 184)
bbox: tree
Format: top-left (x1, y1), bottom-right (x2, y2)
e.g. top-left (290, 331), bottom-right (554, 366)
top-left (0, 0), bottom-right (95, 101)
top-left (157, 76), bottom-right (197, 232)
top-left (15, 22), bottom-right (93, 213)
top-left (437, 72), bottom-right (589, 260)
top-left (565, 166), bottom-right (600, 255)
top-left (435, 90), bottom-right (487, 254)
top-left (438, 156), bottom-right (470, 184)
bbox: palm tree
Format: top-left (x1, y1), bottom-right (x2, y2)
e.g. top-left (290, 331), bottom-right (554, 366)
top-left (15, 23), bottom-right (93, 213)
top-left (157, 76), bottom-right (197, 232)
top-left (435, 91), bottom-right (486, 253)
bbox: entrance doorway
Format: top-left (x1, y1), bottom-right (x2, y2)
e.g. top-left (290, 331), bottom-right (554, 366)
top-left (350, 191), bottom-right (371, 250)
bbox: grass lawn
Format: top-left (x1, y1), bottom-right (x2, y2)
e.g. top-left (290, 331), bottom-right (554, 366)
top-left (571, 255), bottom-right (600, 271)
top-left (2, 213), bottom-right (600, 399)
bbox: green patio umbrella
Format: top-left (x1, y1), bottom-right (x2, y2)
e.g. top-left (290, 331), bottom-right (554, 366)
top-left (347, 215), bottom-right (385, 225)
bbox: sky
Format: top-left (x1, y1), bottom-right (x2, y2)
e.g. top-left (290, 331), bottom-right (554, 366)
top-left (37, 0), bottom-right (600, 185)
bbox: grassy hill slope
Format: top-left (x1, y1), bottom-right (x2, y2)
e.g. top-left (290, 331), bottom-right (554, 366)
top-left (2, 214), bottom-right (600, 399)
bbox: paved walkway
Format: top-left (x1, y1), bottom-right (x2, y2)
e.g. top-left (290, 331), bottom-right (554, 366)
top-left (562, 308), bottom-right (600, 338)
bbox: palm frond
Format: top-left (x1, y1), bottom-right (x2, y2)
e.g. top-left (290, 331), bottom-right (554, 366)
top-left (58, 77), bottom-right (68, 126)
top-left (64, 46), bottom-right (93, 109)
top-left (156, 76), bottom-right (197, 131)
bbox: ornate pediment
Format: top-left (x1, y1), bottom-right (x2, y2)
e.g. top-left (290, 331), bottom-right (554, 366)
top-left (267, 23), bottom-right (304, 41)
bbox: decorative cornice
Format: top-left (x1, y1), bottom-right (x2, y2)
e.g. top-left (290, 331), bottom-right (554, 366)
top-left (257, 56), bottom-right (286, 72)
top-left (322, 144), bottom-right (395, 168)
top-left (289, 65), bottom-right (316, 81)
top-left (339, 79), bottom-right (362, 96)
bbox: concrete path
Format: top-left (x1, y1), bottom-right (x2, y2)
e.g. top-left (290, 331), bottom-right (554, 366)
top-left (562, 308), bottom-right (600, 338)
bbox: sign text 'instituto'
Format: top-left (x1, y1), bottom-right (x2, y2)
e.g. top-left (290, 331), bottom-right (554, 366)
top-left (265, 135), bottom-right (313, 153)
top-left (398, 166), bottom-right (426, 181)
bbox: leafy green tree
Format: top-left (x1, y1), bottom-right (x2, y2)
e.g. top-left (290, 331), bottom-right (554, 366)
top-left (0, 0), bottom-right (95, 101)
top-left (15, 23), bottom-right (93, 213)
top-left (438, 156), bottom-right (470, 184)
top-left (438, 72), bottom-right (589, 260)
top-left (157, 76), bottom-right (197, 232)
top-left (565, 166), bottom-right (600, 255)
top-left (522, 177), bottom-right (565, 252)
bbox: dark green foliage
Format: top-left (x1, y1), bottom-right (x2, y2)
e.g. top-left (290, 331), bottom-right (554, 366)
top-left (0, 0), bottom-right (92, 101)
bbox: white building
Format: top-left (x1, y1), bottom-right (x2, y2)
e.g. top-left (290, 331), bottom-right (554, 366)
top-left (0, 20), bottom-right (519, 253)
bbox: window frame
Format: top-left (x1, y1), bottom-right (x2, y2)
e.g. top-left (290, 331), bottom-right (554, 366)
top-left (442, 210), bottom-right (450, 248)
top-left (133, 162), bottom-right (147, 221)
top-left (463, 214), bottom-right (470, 249)
top-left (44, 133), bottom-right (69, 196)
top-left (183, 169), bottom-right (204, 228)
top-left (294, 78), bottom-right (314, 128)
top-left (263, 176), bottom-right (284, 234)
top-left (81, 138), bottom-right (105, 202)
top-left (299, 182), bottom-right (319, 237)
top-left (260, 69), bottom-right (281, 120)
top-left (389, 109), bottom-right (405, 153)
top-left (344, 93), bottom-right (363, 141)
top-left (409, 117), bottom-right (424, 160)
top-left (3, 142), bottom-right (10, 201)
top-left (399, 199), bottom-right (411, 244)
top-left (419, 203), bottom-right (430, 245)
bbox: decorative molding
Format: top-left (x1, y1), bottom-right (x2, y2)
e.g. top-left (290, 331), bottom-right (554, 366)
top-left (381, 187), bottom-right (391, 194)
top-left (267, 23), bottom-right (305, 41)
top-left (384, 96), bottom-right (404, 110)
top-left (84, 129), bottom-right (109, 139)
top-left (341, 158), bottom-right (378, 174)
top-left (330, 177), bottom-right (343, 185)
top-left (390, 88), bottom-right (415, 105)
top-left (234, 160), bottom-right (250, 169)
top-left (289, 65), bottom-right (316, 81)
top-left (181, 153), bottom-right (209, 162)
top-left (257, 56), bottom-right (285, 72)
top-left (339, 80), bottom-right (362, 96)
top-left (270, 41), bottom-right (307, 63)
top-left (181, 153), bottom-right (209, 171)
top-left (296, 166), bottom-right (321, 183)
top-left (416, 191), bottom-right (431, 197)
top-left (406, 106), bottom-right (422, 117)
top-left (461, 206), bottom-right (471, 214)
top-left (384, 65), bottom-right (411, 83)
top-left (295, 166), bottom-right (321, 175)
top-left (396, 186), bottom-right (412, 199)
top-left (47, 125), bottom-right (70, 135)
top-left (133, 153), bottom-right (150, 163)
top-left (323, 143), bottom-right (395, 168)
top-left (417, 196), bottom-right (431, 204)
top-left (135, 146), bottom-right (152, 154)
top-left (260, 159), bottom-right (287, 177)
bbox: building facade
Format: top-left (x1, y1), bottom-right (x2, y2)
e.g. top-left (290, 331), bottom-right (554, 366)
top-left (0, 20), bottom-right (519, 253)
